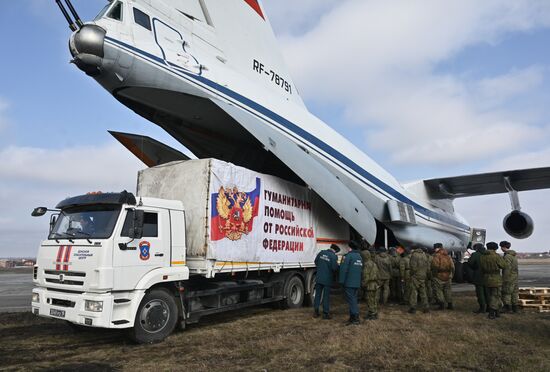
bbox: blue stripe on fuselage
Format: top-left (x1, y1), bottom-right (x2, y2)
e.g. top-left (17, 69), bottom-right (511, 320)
top-left (104, 36), bottom-right (470, 232)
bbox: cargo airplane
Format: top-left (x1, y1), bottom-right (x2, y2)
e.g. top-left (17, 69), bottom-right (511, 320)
top-left (55, 0), bottom-right (550, 261)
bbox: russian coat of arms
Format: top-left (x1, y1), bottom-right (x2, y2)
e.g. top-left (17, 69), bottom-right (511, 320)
top-left (212, 179), bottom-right (259, 241)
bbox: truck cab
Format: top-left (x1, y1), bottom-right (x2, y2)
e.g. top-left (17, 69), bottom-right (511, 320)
top-left (31, 191), bottom-right (188, 332)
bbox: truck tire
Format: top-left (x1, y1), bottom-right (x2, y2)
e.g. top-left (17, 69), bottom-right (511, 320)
top-left (282, 275), bottom-right (305, 309)
top-left (129, 288), bottom-right (178, 344)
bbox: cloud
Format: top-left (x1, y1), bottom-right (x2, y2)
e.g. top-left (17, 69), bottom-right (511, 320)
top-left (273, 0), bottom-right (550, 166)
top-left (474, 66), bottom-right (545, 108)
top-left (263, 0), bottom-right (340, 36)
top-left (0, 143), bottom-right (141, 188)
top-left (0, 143), bottom-right (143, 257)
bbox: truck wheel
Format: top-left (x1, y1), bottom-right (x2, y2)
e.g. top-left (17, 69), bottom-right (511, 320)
top-left (129, 289), bottom-right (178, 344)
top-left (282, 275), bottom-right (305, 309)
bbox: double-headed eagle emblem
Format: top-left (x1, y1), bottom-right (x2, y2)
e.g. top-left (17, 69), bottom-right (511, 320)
top-left (216, 186), bottom-right (254, 241)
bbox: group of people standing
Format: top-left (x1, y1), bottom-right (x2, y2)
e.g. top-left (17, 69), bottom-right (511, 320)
top-left (468, 240), bottom-right (519, 319)
top-left (313, 239), bottom-right (519, 325)
top-left (313, 241), bottom-right (456, 325)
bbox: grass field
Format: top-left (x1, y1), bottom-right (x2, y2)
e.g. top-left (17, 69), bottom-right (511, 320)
top-left (0, 292), bottom-right (549, 371)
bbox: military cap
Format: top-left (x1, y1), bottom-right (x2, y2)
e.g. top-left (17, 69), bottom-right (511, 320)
top-left (486, 242), bottom-right (499, 250)
top-left (433, 243), bottom-right (443, 249)
top-left (473, 243), bottom-right (484, 251)
top-left (378, 246), bottom-right (387, 253)
top-left (499, 241), bottom-right (511, 248)
top-left (330, 244), bottom-right (341, 253)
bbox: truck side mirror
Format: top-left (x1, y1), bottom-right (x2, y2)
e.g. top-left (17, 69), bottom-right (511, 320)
top-left (130, 210), bottom-right (144, 240)
top-left (32, 207), bottom-right (48, 217)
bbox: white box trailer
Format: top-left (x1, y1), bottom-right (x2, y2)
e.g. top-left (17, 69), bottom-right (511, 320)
top-left (31, 159), bottom-right (350, 343)
top-left (137, 159), bottom-right (350, 275)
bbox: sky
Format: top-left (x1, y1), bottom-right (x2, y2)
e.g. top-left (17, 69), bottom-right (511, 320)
top-left (1, 0), bottom-right (550, 257)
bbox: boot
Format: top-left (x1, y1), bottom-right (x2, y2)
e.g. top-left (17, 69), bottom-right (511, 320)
top-left (346, 315), bottom-right (360, 326)
top-left (447, 303), bottom-right (454, 310)
top-left (313, 309), bottom-right (320, 318)
top-left (422, 308), bottom-right (430, 314)
top-left (488, 309), bottom-right (496, 320)
top-left (437, 302), bottom-right (445, 311)
top-left (512, 305), bottom-right (519, 313)
top-left (495, 309), bottom-right (501, 318)
top-left (408, 307), bottom-right (416, 314)
top-left (364, 313), bottom-right (372, 320)
top-left (322, 313), bottom-right (332, 320)
top-left (370, 313), bottom-right (378, 320)
top-left (501, 304), bottom-right (510, 313)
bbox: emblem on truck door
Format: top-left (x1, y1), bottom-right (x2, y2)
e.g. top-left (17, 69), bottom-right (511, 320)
top-left (212, 178), bottom-right (261, 241)
top-left (139, 241), bottom-right (151, 261)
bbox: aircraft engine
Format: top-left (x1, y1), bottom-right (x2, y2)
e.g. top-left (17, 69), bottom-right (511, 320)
top-left (503, 210), bottom-right (534, 239)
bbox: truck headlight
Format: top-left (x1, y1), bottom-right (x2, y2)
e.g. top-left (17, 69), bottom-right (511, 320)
top-left (32, 293), bottom-right (40, 303)
top-left (85, 300), bottom-right (103, 312)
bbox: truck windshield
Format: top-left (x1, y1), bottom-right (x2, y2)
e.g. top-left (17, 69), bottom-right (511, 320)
top-left (49, 205), bottom-right (121, 240)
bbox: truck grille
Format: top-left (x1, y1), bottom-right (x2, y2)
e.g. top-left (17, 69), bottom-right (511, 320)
top-left (46, 278), bottom-right (84, 286)
top-left (44, 270), bottom-right (86, 286)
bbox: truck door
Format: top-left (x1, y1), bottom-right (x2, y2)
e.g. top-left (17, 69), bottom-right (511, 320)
top-left (113, 208), bottom-right (170, 290)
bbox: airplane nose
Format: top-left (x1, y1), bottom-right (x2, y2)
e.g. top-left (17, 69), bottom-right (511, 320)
top-left (69, 24), bottom-right (106, 76)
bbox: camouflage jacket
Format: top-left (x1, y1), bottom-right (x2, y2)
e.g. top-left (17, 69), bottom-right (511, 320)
top-left (410, 250), bottom-right (429, 280)
top-left (375, 252), bottom-right (392, 280)
top-left (399, 255), bottom-right (411, 280)
top-left (502, 250), bottom-right (519, 282)
top-left (361, 252), bottom-right (380, 291)
top-left (480, 250), bottom-right (506, 288)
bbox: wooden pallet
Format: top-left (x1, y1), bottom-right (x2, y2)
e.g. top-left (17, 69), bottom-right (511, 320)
top-left (519, 287), bottom-right (550, 295)
top-left (519, 299), bottom-right (549, 306)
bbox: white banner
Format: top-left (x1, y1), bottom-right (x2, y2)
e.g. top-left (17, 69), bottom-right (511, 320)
top-left (208, 160), bottom-right (317, 263)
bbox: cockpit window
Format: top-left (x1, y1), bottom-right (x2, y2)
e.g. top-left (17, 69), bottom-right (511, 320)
top-left (133, 8), bottom-right (151, 31)
top-left (107, 1), bottom-right (123, 21)
top-left (94, 3), bottom-right (112, 21)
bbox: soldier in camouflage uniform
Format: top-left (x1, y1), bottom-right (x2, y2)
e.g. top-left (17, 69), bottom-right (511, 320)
top-left (431, 245), bottom-right (455, 310)
top-left (480, 242), bottom-right (506, 319)
top-left (362, 251), bottom-right (380, 320)
top-left (408, 245), bottom-right (430, 314)
top-left (399, 247), bottom-right (411, 306)
top-left (375, 247), bottom-right (393, 305)
top-left (500, 241), bottom-right (519, 313)
top-left (468, 243), bottom-right (488, 313)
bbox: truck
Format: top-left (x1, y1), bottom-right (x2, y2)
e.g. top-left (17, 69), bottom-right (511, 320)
top-left (31, 159), bottom-right (350, 343)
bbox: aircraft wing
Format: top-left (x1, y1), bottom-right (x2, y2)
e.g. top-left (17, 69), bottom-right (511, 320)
top-left (212, 99), bottom-right (378, 243)
top-left (424, 167), bottom-right (550, 199)
top-left (109, 131), bottom-right (190, 167)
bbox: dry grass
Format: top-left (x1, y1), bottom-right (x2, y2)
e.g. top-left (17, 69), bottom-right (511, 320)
top-left (0, 292), bottom-right (549, 371)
